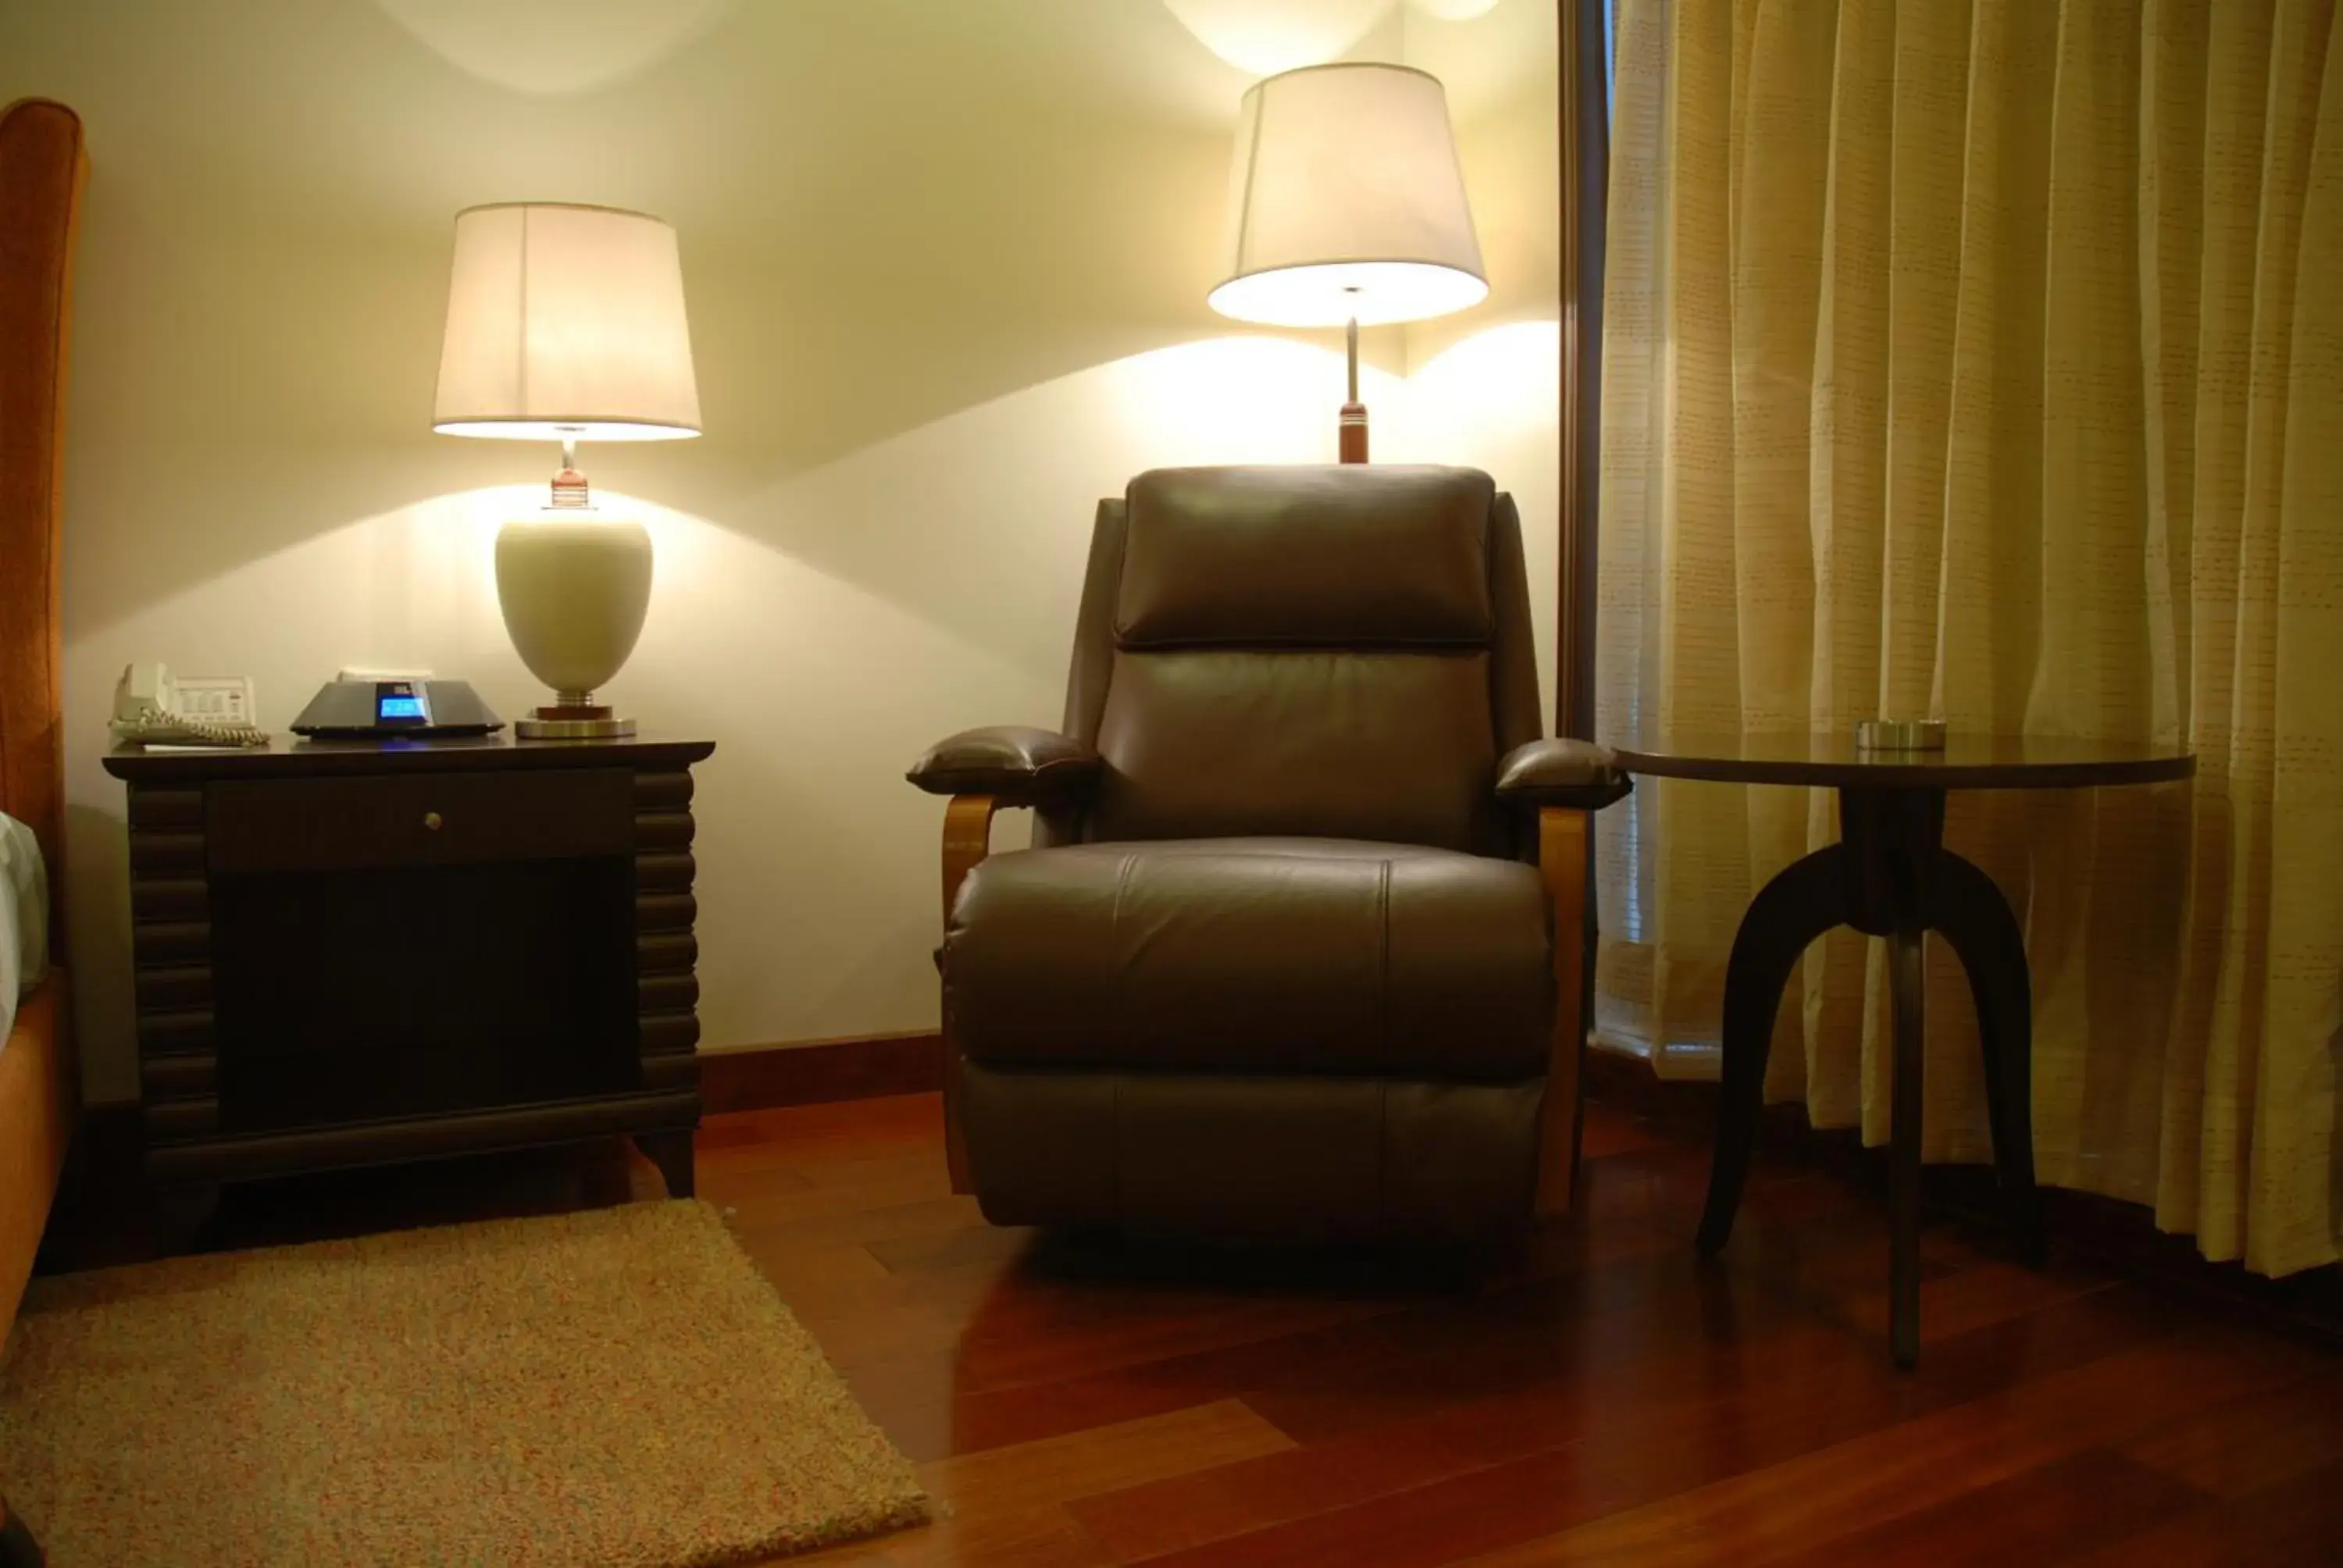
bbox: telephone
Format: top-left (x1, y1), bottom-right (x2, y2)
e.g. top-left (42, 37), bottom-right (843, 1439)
top-left (109, 664), bottom-right (268, 748)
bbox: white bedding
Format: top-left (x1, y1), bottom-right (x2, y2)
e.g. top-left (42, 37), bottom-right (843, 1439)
top-left (0, 811), bottom-right (49, 1046)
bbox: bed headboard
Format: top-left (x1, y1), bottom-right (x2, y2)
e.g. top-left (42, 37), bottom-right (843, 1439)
top-left (0, 98), bottom-right (86, 927)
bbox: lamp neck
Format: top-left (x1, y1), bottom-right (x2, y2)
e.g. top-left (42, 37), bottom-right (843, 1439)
top-left (1338, 315), bottom-right (1368, 464)
top-left (550, 430), bottom-right (590, 508)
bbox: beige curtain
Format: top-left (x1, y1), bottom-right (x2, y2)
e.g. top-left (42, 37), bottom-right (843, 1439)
top-left (1596, 0), bottom-right (2343, 1278)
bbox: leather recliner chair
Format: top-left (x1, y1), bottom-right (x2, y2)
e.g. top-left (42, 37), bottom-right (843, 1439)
top-left (908, 466), bottom-right (1628, 1244)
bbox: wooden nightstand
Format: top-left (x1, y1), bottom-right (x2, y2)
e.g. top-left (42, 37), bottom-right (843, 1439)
top-left (102, 734), bottom-right (715, 1197)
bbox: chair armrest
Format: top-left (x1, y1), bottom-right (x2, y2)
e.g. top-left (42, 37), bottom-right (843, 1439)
top-left (907, 725), bottom-right (1103, 806)
top-left (1496, 738), bottom-right (1632, 811)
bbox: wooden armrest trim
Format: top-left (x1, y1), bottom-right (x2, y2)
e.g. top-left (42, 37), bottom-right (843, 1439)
top-left (937, 793), bottom-right (997, 1195)
top-left (1535, 805), bottom-right (1592, 1219)
top-left (941, 793), bottom-right (1000, 925)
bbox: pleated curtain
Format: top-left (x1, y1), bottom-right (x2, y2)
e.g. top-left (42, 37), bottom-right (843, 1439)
top-left (1596, 0), bottom-right (2343, 1277)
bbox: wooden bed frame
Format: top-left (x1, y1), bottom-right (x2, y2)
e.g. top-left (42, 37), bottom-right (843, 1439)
top-left (0, 95), bottom-right (86, 1568)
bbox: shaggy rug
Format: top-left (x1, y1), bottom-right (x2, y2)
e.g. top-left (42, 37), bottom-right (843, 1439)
top-left (0, 1200), bottom-right (926, 1566)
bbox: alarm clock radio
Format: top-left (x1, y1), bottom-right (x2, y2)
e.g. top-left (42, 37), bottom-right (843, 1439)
top-left (291, 678), bottom-right (503, 738)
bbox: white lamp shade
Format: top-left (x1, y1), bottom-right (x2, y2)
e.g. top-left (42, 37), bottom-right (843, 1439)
top-left (1210, 63), bottom-right (1487, 329)
top-left (433, 203), bottom-right (701, 441)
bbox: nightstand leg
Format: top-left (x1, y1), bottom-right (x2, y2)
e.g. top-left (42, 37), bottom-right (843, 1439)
top-left (637, 1130), bottom-right (695, 1198)
top-left (1, 1492), bottom-right (45, 1568)
top-left (148, 1178), bottom-right (222, 1253)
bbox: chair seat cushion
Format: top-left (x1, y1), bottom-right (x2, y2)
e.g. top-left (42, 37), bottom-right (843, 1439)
top-left (946, 838), bottom-right (1553, 1078)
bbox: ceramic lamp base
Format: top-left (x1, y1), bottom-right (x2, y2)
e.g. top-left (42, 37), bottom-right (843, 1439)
top-left (496, 510), bottom-right (653, 741)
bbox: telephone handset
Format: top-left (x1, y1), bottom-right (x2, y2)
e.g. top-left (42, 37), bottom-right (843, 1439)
top-left (110, 663), bottom-right (268, 747)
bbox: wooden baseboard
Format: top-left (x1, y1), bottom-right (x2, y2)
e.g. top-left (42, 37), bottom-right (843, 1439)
top-left (697, 1032), bottom-right (944, 1115)
top-left (1584, 1044), bottom-right (2343, 1339)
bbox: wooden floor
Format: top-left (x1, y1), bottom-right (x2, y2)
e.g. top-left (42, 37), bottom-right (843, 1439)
top-left (55, 1093), bottom-right (2343, 1565)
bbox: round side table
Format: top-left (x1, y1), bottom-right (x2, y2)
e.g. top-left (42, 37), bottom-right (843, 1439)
top-left (1610, 731), bottom-right (2195, 1366)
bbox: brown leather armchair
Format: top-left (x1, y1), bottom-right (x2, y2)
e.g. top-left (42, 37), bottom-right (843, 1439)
top-left (908, 466), bottom-right (1627, 1243)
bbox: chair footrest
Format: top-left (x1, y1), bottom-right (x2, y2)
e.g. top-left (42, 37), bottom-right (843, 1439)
top-left (958, 1060), bottom-right (1545, 1245)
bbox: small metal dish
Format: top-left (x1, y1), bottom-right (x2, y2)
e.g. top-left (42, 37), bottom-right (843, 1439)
top-left (1856, 718), bottom-right (1948, 753)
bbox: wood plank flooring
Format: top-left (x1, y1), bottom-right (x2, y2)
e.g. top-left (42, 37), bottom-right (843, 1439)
top-left (53, 1093), bottom-right (2343, 1565)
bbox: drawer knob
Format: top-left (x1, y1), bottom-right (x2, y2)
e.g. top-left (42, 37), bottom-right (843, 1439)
top-left (423, 811), bottom-right (444, 831)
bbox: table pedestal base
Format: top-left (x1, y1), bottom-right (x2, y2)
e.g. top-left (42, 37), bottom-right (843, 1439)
top-left (1695, 786), bottom-right (2045, 1367)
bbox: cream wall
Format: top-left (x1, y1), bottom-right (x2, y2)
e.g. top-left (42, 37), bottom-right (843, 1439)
top-left (0, 0), bottom-right (1561, 1103)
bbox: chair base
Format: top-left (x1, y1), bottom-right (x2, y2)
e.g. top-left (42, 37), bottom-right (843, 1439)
top-left (958, 1059), bottom-right (1546, 1246)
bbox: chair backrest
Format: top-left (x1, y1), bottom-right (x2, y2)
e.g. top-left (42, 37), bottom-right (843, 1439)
top-left (1046, 465), bottom-right (1545, 855)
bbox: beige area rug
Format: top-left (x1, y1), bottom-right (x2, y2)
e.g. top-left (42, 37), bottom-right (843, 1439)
top-left (0, 1200), bottom-right (927, 1566)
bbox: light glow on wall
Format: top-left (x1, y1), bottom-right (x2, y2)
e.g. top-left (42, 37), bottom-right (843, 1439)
top-left (374, 0), bottom-right (738, 94)
top-left (1160, 0), bottom-right (1393, 76)
top-left (1410, 1), bottom-right (1504, 19)
top-left (1400, 319), bottom-right (1561, 447)
top-left (1095, 335), bottom-right (1400, 463)
top-left (1162, 0), bottom-right (1510, 77)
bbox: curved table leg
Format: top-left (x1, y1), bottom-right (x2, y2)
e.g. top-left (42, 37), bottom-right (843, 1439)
top-left (1697, 846), bottom-right (1849, 1257)
top-left (1887, 925), bottom-right (1925, 1367)
top-left (1931, 849), bottom-right (2045, 1265)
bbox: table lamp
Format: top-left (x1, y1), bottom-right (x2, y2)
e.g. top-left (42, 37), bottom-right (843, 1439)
top-left (432, 202), bottom-right (701, 738)
top-left (1207, 62), bottom-right (1486, 462)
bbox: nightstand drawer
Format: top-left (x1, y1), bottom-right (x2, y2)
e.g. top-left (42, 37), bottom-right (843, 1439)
top-left (207, 768), bottom-right (633, 872)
